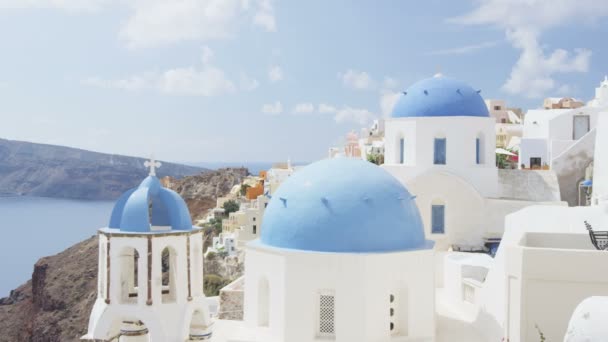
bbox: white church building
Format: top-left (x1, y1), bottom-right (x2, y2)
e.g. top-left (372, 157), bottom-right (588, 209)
top-left (381, 74), bottom-right (563, 252)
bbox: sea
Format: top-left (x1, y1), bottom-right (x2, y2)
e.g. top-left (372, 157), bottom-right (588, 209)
top-left (0, 196), bottom-right (114, 297)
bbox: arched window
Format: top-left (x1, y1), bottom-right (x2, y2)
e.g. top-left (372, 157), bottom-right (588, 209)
top-left (119, 247), bottom-right (139, 304)
top-left (476, 133), bottom-right (485, 165)
top-left (434, 136), bottom-right (446, 165)
top-left (193, 244), bottom-right (201, 296)
top-left (161, 247), bottom-right (177, 303)
top-left (399, 137), bottom-right (405, 164)
top-left (431, 198), bottom-right (445, 234)
top-left (258, 277), bottom-right (270, 327)
top-left (99, 243), bottom-right (106, 299)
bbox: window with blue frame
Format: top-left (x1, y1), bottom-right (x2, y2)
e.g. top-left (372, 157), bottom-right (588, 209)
top-left (476, 138), bottom-right (481, 164)
top-left (431, 204), bottom-right (445, 234)
top-left (399, 138), bottom-right (405, 164)
top-left (434, 138), bottom-right (446, 165)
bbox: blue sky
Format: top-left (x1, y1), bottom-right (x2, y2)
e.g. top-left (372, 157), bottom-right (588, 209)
top-left (0, 0), bottom-right (607, 163)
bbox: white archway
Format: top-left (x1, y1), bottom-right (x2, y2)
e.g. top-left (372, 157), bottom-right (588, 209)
top-left (161, 246), bottom-right (177, 303)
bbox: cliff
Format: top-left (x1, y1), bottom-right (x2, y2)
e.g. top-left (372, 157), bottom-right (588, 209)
top-left (163, 167), bottom-right (248, 219)
top-left (0, 236), bottom-right (98, 342)
top-left (0, 167), bottom-right (248, 342)
top-left (0, 138), bottom-right (204, 200)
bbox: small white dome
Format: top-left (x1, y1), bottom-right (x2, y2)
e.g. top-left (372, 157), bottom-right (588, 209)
top-left (564, 296), bottom-right (608, 341)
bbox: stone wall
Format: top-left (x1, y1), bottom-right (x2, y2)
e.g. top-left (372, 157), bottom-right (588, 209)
top-left (218, 277), bottom-right (244, 320)
top-left (551, 129), bottom-right (596, 206)
top-left (497, 169), bottom-right (561, 202)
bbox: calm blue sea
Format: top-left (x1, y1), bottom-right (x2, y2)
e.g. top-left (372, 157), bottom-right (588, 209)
top-left (0, 196), bottom-right (114, 297)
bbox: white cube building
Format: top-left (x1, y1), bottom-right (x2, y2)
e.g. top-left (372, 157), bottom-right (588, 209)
top-left (241, 158), bottom-right (435, 342)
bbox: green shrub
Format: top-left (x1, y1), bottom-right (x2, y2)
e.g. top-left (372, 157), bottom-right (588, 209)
top-left (367, 153), bottom-right (385, 165)
top-left (203, 274), bottom-right (231, 296)
top-left (222, 200), bottom-right (240, 215)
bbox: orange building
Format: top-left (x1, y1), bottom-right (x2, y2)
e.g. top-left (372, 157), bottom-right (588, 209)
top-left (246, 180), bottom-right (265, 200)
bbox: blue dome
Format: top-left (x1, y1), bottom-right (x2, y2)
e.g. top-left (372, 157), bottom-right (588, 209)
top-left (109, 176), bottom-right (193, 233)
top-left (391, 75), bottom-right (489, 118)
top-left (260, 158), bottom-right (431, 253)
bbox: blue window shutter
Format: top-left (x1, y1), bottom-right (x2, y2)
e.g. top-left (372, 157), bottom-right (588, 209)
top-left (434, 138), bottom-right (446, 165)
top-left (431, 205), bottom-right (445, 234)
top-left (399, 138), bottom-right (405, 164)
top-left (476, 138), bottom-right (481, 164)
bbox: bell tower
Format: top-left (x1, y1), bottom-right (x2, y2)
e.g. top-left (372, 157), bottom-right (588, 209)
top-left (83, 159), bottom-right (212, 342)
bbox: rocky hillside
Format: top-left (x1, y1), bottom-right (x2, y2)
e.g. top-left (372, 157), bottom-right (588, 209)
top-left (0, 168), bottom-right (248, 342)
top-left (163, 167), bottom-right (248, 219)
top-left (0, 138), bottom-right (204, 200)
top-left (0, 236), bottom-right (98, 342)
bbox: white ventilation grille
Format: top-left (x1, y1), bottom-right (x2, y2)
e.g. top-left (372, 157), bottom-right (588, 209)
top-left (319, 294), bottom-right (335, 336)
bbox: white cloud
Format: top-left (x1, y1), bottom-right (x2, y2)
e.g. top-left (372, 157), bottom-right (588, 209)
top-left (83, 74), bottom-right (152, 91)
top-left (339, 69), bottom-right (374, 90)
top-left (314, 103), bottom-right (376, 125)
top-left (253, 0), bottom-right (276, 32)
top-left (502, 30), bottom-right (591, 98)
top-left (267, 100), bottom-right (376, 124)
top-left (84, 65), bottom-right (236, 96)
top-left (201, 46), bottom-right (214, 64)
top-left (292, 103), bottom-right (315, 114)
top-left (426, 40), bottom-right (501, 56)
top-left (334, 107), bottom-right (375, 125)
top-left (261, 101), bottom-right (282, 115)
top-left (158, 66), bottom-right (235, 96)
top-left (1, 0), bottom-right (270, 48)
top-left (268, 65), bottom-right (283, 82)
top-left (382, 77), bottom-right (399, 90)
top-left (239, 74), bottom-right (259, 91)
top-left (380, 91), bottom-right (400, 117)
top-left (318, 103), bottom-right (337, 114)
top-left (120, 0), bottom-right (244, 48)
top-left (0, 0), bottom-right (113, 11)
top-left (451, 0), bottom-right (608, 98)
top-left (0, 0), bottom-right (278, 48)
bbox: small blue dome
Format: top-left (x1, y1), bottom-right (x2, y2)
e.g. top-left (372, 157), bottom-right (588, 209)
top-left (109, 176), bottom-right (193, 233)
top-left (391, 75), bottom-right (489, 118)
top-left (260, 158), bottom-right (430, 253)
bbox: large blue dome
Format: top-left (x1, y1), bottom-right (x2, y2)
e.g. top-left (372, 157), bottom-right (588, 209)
top-left (391, 75), bottom-right (489, 118)
top-left (260, 158), bottom-right (431, 253)
top-left (108, 176), bottom-right (193, 233)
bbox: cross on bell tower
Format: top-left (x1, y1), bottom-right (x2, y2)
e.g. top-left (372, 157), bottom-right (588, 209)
top-left (144, 157), bottom-right (162, 176)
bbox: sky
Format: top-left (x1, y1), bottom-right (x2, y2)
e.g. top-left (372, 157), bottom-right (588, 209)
top-left (1, 0), bottom-right (608, 163)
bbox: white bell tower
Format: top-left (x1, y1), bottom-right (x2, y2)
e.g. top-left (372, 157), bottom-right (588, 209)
top-left (83, 159), bottom-right (213, 342)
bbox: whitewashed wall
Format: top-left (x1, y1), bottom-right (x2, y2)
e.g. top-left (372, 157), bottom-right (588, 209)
top-left (244, 243), bottom-right (435, 342)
